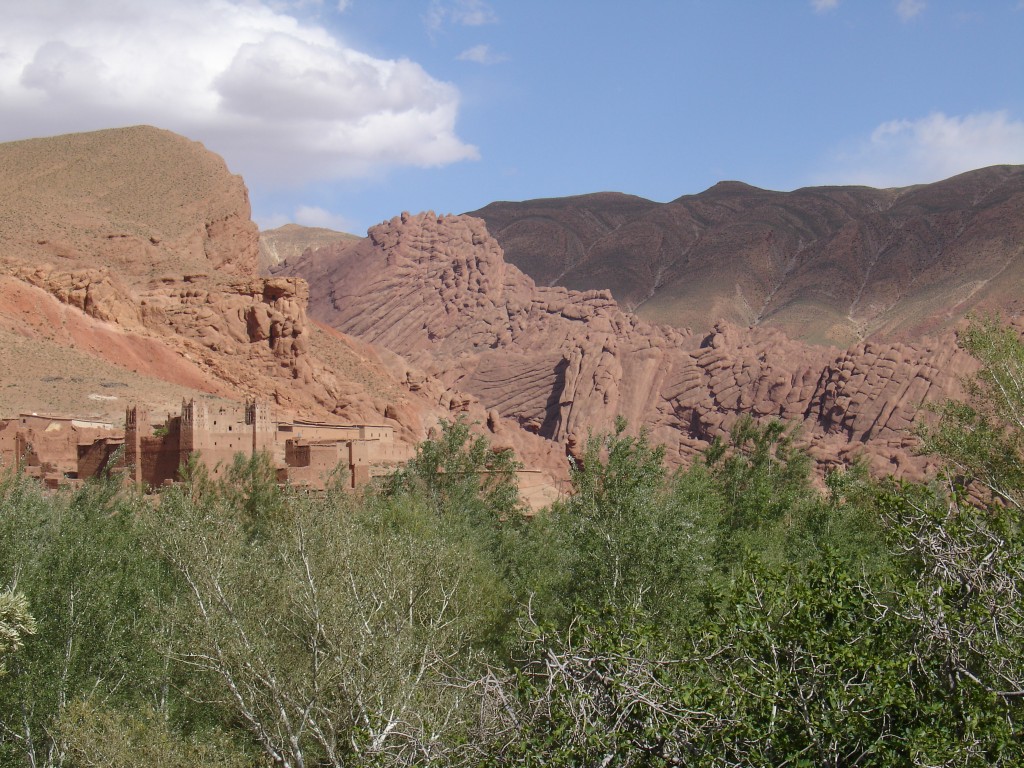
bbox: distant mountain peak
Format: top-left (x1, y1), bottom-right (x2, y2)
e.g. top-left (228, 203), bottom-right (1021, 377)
top-left (470, 166), bottom-right (1024, 345)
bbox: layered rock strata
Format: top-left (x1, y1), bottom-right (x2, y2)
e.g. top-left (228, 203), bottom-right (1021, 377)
top-left (0, 128), bottom-right (566, 498)
top-left (281, 211), bottom-right (977, 479)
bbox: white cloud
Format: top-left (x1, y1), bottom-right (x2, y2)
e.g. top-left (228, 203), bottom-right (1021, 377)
top-left (425, 0), bottom-right (498, 33)
top-left (294, 205), bottom-right (356, 232)
top-left (0, 0), bottom-right (478, 185)
top-left (257, 205), bottom-right (356, 231)
top-left (896, 0), bottom-right (926, 21)
top-left (821, 111), bottom-right (1024, 187)
top-left (811, 0), bottom-right (840, 13)
top-left (451, 0), bottom-right (498, 26)
top-left (456, 44), bottom-right (506, 65)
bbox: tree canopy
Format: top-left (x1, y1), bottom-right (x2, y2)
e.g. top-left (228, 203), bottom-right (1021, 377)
top-left (2, 319), bottom-right (1023, 766)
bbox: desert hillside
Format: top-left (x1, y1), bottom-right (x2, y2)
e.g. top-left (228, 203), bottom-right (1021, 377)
top-left (277, 211), bottom-right (981, 480)
top-left (0, 127), bottom-right (566, 494)
top-left (469, 166), bottom-right (1024, 346)
top-left (0, 125), bottom-right (259, 284)
top-left (258, 223), bottom-right (361, 273)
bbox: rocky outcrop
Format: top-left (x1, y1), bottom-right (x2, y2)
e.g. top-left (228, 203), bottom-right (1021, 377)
top-left (0, 128), bottom-right (569, 499)
top-left (281, 211), bottom-right (979, 480)
top-left (469, 165), bottom-right (1024, 346)
top-left (4, 265), bottom-right (145, 330)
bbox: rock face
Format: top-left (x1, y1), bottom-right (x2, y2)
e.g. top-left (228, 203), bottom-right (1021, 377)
top-left (0, 128), bottom-right (567, 496)
top-left (280, 211), bottom-right (979, 479)
top-left (469, 166), bottom-right (1024, 346)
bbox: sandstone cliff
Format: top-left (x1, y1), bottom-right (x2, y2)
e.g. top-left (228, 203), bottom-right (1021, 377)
top-left (0, 128), bottom-right (566, 499)
top-left (280, 211), bottom-right (979, 479)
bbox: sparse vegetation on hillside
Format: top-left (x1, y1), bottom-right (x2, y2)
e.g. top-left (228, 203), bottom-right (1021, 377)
top-left (1, 319), bottom-right (1023, 766)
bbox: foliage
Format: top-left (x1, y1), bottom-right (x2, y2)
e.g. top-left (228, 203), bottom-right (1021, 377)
top-left (880, 477), bottom-right (1024, 729)
top-left (692, 553), bottom-right (1019, 766)
top-left (385, 417), bottom-right (522, 523)
top-left (146, 465), bottom-right (506, 767)
top-left (0, 473), bottom-right (170, 768)
top-left (56, 699), bottom-right (249, 768)
top-left (920, 315), bottom-right (1024, 509)
top-left (221, 450), bottom-right (287, 537)
top-left (3, 320), bottom-right (1024, 765)
top-left (490, 551), bottom-right (1022, 766)
top-left (0, 590), bottom-right (34, 678)
top-left (525, 417), bottom-right (713, 629)
top-left (702, 416), bottom-right (816, 568)
top-left (520, 416), bottom-right (887, 634)
top-left (484, 603), bottom-right (719, 767)
top-left (550, 418), bottom-right (666, 602)
top-left (569, 416), bottom-right (667, 521)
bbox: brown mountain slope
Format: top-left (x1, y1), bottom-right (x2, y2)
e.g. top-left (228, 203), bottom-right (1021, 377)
top-left (468, 166), bottom-right (1024, 346)
top-left (258, 223), bottom-right (362, 273)
top-left (278, 211), bottom-right (977, 480)
top-left (0, 125), bottom-right (258, 285)
top-left (0, 127), bottom-right (566, 492)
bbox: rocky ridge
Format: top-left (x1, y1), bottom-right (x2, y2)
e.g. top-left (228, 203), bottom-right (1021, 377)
top-left (0, 127), bottom-right (566, 499)
top-left (280, 211), bottom-right (978, 479)
top-left (469, 166), bottom-right (1024, 346)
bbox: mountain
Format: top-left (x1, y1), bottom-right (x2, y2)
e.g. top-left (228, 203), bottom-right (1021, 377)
top-left (258, 224), bottom-right (362, 273)
top-left (10, 125), bottom-right (1009, 492)
top-left (468, 167), bottom-right (1024, 346)
top-left (0, 127), bottom-right (565, 498)
top-left (276, 211), bottom-right (978, 481)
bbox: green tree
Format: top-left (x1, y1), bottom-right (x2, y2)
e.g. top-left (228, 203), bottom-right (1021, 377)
top-left (689, 553), bottom-right (1019, 766)
top-left (0, 475), bottom-right (173, 768)
top-left (519, 418), bottom-right (719, 630)
top-left (484, 602), bottom-right (721, 767)
top-left (386, 417), bottom-right (522, 522)
top-left (0, 589), bottom-right (35, 679)
top-left (56, 699), bottom-right (248, 768)
top-left (920, 315), bottom-right (1024, 508)
top-left (146, 471), bottom-right (507, 767)
top-left (702, 416), bottom-right (815, 567)
top-left (491, 548), bottom-right (1022, 767)
top-left (906, 317), bottom-right (1024, 713)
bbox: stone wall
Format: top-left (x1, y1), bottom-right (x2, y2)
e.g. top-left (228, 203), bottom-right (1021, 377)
top-left (77, 438), bottom-right (123, 478)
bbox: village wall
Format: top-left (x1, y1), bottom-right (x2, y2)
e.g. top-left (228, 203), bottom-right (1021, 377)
top-left (0, 422), bottom-right (20, 471)
top-left (4, 400), bottom-right (410, 492)
top-left (139, 435), bottom-right (183, 487)
top-left (282, 441), bottom-right (346, 487)
top-left (77, 438), bottom-right (124, 478)
top-left (1, 416), bottom-right (117, 480)
top-left (364, 441), bottom-right (414, 464)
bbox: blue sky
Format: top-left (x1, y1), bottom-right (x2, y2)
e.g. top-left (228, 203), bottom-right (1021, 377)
top-left (1, 1), bottom-right (1023, 234)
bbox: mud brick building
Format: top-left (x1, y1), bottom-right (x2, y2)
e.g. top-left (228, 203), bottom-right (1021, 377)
top-left (1, 399), bottom-right (412, 491)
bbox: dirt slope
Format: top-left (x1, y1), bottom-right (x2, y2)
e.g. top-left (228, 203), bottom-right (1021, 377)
top-left (258, 224), bottom-right (362, 273)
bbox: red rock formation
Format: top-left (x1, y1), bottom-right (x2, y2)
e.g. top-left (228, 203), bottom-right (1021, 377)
top-left (0, 128), bottom-right (567, 500)
top-left (281, 211), bottom-right (979, 480)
